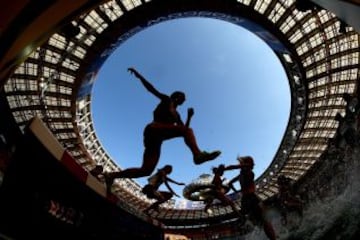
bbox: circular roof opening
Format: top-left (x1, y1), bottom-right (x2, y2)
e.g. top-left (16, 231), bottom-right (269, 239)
top-left (91, 17), bottom-right (290, 201)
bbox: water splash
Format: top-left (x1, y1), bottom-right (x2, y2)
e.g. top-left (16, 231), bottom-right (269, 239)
top-left (241, 154), bottom-right (360, 240)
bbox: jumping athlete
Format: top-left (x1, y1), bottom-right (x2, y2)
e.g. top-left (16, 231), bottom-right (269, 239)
top-left (225, 156), bottom-right (276, 240)
top-left (142, 165), bottom-right (185, 214)
top-left (276, 175), bottom-right (303, 225)
top-left (104, 68), bottom-right (221, 191)
top-left (203, 164), bottom-right (242, 219)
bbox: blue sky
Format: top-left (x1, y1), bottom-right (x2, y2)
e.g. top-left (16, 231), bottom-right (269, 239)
top-left (92, 17), bottom-right (290, 201)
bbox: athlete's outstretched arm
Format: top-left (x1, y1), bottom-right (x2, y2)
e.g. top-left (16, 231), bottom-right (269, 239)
top-left (185, 108), bottom-right (194, 127)
top-left (227, 175), bottom-right (240, 192)
top-left (164, 179), bottom-right (180, 197)
top-left (128, 67), bottom-right (166, 99)
top-left (166, 176), bottom-right (185, 186)
top-left (224, 164), bottom-right (241, 171)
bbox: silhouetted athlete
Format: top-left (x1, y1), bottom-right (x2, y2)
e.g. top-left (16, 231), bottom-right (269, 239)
top-left (203, 164), bottom-right (243, 220)
top-left (276, 175), bottom-right (303, 225)
top-left (225, 156), bottom-right (276, 240)
top-left (142, 165), bottom-right (185, 214)
top-left (104, 68), bottom-right (221, 190)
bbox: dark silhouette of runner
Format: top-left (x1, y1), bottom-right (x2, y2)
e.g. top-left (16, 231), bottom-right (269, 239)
top-left (104, 68), bottom-right (221, 191)
top-left (276, 175), bottom-right (303, 225)
top-left (142, 165), bottom-right (184, 214)
top-left (203, 164), bottom-right (244, 222)
top-left (225, 156), bottom-right (276, 240)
